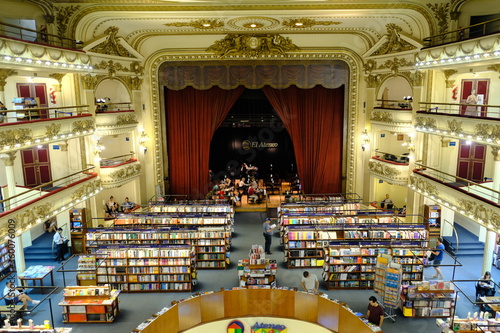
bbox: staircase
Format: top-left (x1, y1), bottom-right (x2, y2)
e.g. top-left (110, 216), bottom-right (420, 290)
top-left (23, 232), bottom-right (54, 262)
top-left (443, 224), bottom-right (484, 257)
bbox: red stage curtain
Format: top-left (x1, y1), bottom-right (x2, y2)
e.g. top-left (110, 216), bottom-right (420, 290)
top-left (263, 85), bottom-right (344, 194)
top-left (166, 86), bottom-right (244, 197)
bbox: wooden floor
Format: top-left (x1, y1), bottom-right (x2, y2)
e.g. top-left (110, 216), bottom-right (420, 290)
top-left (234, 194), bottom-right (282, 212)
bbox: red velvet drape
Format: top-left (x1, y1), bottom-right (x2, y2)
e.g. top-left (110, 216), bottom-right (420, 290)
top-left (165, 86), bottom-right (244, 197)
top-left (263, 85), bottom-right (344, 194)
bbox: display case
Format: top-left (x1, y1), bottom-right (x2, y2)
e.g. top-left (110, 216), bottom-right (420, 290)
top-left (70, 208), bottom-right (86, 254)
top-left (59, 286), bottom-right (120, 323)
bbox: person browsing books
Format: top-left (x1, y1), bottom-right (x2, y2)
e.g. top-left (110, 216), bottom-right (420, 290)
top-left (367, 296), bottom-right (384, 327)
top-left (262, 218), bottom-right (276, 255)
top-left (301, 271), bottom-right (319, 293)
top-left (53, 227), bottom-right (68, 263)
top-left (430, 236), bottom-right (445, 279)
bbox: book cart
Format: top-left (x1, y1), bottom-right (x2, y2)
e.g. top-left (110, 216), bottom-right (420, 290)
top-left (59, 286), bottom-right (120, 323)
top-left (400, 280), bottom-right (455, 318)
top-left (237, 245), bottom-right (277, 289)
top-left (373, 253), bottom-right (401, 322)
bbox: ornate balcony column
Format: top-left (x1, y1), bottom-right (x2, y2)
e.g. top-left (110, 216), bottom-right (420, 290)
top-left (483, 230), bottom-right (497, 276)
top-left (0, 152), bottom-right (17, 208)
top-left (492, 147), bottom-right (500, 204)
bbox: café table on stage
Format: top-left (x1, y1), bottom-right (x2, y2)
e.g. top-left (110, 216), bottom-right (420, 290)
top-left (18, 265), bottom-right (55, 294)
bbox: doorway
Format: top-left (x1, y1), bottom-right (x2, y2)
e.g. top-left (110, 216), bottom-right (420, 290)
top-left (456, 141), bottom-right (486, 183)
top-left (21, 145), bottom-right (52, 187)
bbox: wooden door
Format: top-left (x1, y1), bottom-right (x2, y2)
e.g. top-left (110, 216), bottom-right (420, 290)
top-left (456, 141), bottom-right (486, 182)
top-left (460, 79), bottom-right (490, 116)
top-left (21, 146), bottom-right (52, 187)
top-left (16, 82), bottom-right (48, 118)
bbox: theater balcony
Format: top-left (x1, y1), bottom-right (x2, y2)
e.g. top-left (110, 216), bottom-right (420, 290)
top-left (371, 99), bottom-right (413, 133)
top-left (0, 168), bottom-right (101, 239)
top-left (415, 103), bottom-right (500, 146)
top-left (368, 152), bottom-right (410, 186)
top-left (0, 106), bottom-right (94, 154)
top-left (99, 154), bottom-right (141, 189)
top-left (95, 103), bottom-right (138, 136)
top-left (410, 164), bottom-right (500, 231)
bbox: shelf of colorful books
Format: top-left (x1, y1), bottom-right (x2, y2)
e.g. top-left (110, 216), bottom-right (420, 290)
top-left (400, 281), bottom-right (455, 318)
top-left (237, 245), bottom-right (278, 289)
top-left (77, 255), bottom-right (97, 286)
top-left (445, 317), bottom-right (500, 332)
top-left (0, 240), bottom-right (13, 281)
top-left (114, 212), bottom-right (232, 227)
top-left (94, 245), bottom-right (194, 292)
top-left (59, 286), bottom-right (120, 323)
top-left (196, 227), bottom-right (230, 269)
top-left (148, 202), bottom-right (234, 215)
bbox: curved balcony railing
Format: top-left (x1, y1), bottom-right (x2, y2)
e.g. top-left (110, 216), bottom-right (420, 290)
top-left (0, 166), bottom-right (96, 214)
top-left (0, 105), bottom-right (91, 124)
top-left (100, 153), bottom-right (136, 167)
top-left (374, 99), bottom-right (413, 110)
top-left (423, 18), bottom-right (500, 48)
top-left (418, 102), bottom-right (500, 119)
top-left (413, 163), bottom-right (499, 205)
top-left (95, 102), bottom-right (133, 113)
top-left (373, 150), bottom-right (409, 165)
top-left (0, 22), bottom-right (80, 50)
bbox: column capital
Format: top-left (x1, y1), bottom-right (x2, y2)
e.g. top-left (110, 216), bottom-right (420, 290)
top-left (0, 152), bottom-right (17, 166)
top-left (492, 147), bottom-right (500, 161)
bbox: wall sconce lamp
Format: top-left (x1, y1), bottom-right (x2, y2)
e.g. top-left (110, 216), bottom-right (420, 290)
top-left (361, 129), bottom-right (370, 151)
top-left (139, 131), bottom-right (150, 153)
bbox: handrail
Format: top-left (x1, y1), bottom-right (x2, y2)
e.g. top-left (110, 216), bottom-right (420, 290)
top-left (100, 153), bottom-right (136, 167)
top-left (419, 101), bottom-right (500, 108)
top-left (1, 105), bottom-right (90, 114)
top-left (423, 17), bottom-right (500, 48)
top-left (95, 102), bottom-right (133, 112)
top-left (0, 166), bottom-right (95, 205)
top-left (376, 99), bottom-right (413, 103)
top-left (0, 22), bottom-right (79, 49)
top-left (374, 149), bottom-right (409, 159)
top-left (417, 101), bottom-right (500, 119)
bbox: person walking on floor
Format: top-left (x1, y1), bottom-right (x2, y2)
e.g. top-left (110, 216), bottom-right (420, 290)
top-left (430, 236), bottom-right (445, 279)
top-left (262, 218), bottom-right (276, 255)
top-left (301, 271), bottom-right (319, 293)
top-left (367, 296), bottom-right (384, 327)
top-left (53, 227), bottom-right (67, 263)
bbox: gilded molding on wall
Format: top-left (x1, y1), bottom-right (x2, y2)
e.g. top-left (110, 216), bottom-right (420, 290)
top-left (206, 34), bottom-right (300, 58)
top-left (0, 129), bottom-right (33, 148)
top-left (282, 18), bottom-right (342, 28)
top-left (364, 60), bottom-right (377, 74)
top-left (89, 26), bottom-right (134, 58)
top-left (106, 164), bottom-right (142, 182)
top-left (71, 179), bottom-right (102, 201)
top-left (56, 5), bottom-right (80, 37)
top-left (457, 198), bottom-right (500, 229)
top-left (14, 202), bottom-right (53, 234)
top-left (487, 64), bottom-right (500, 74)
top-left (372, 24), bottom-right (416, 55)
top-left (443, 69), bottom-right (457, 80)
top-left (130, 62), bottom-right (144, 77)
top-left (364, 74), bottom-right (379, 88)
top-left (409, 175), bottom-right (439, 197)
top-left (426, 2), bottom-right (450, 34)
top-left (116, 113), bottom-right (138, 125)
top-left (474, 124), bottom-right (500, 142)
top-left (447, 119), bottom-right (463, 134)
top-left (415, 116), bottom-right (437, 130)
top-left (164, 19), bottom-right (224, 29)
top-left (123, 76), bottom-right (143, 91)
top-left (72, 119), bottom-right (95, 134)
top-left (368, 160), bottom-right (401, 177)
top-left (378, 57), bottom-right (413, 74)
top-left (371, 111), bottom-right (393, 123)
top-left (0, 69), bottom-right (18, 91)
top-left (445, 80), bottom-right (455, 89)
top-left (45, 123), bottom-right (62, 138)
top-left (0, 152), bottom-right (16, 167)
top-left (82, 74), bottom-right (103, 90)
top-left (49, 73), bottom-right (66, 85)
top-left (93, 60), bottom-right (125, 79)
top-left (410, 70), bottom-right (424, 87)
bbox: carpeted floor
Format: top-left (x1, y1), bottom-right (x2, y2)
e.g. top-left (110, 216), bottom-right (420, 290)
top-left (1, 212), bottom-right (493, 332)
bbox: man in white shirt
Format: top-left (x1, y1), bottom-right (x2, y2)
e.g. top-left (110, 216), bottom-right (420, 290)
top-left (301, 271), bottom-right (319, 293)
top-left (53, 228), bottom-right (67, 263)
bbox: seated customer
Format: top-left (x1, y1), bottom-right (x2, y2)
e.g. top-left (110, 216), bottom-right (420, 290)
top-left (121, 197), bottom-right (139, 213)
top-left (3, 282), bottom-right (39, 310)
top-left (477, 271), bottom-right (495, 300)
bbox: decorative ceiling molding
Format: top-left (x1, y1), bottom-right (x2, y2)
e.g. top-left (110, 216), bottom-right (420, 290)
top-left (368, 160), bottom-right (408, 186)
top-left (281, 18), bottom-right (342, 29)
top-left (56, 5), bottom-right (81, 37)
top-left (226, 17), bottom-right (280, 31)
top-left (206, 34), bottom-right (300, 58)
top-left (371, 24), bottom-right (417, 56)
top-left (426, 2), bottom-right (451, 35)
top-left (164, 19), bottom-right (224, 29)
top-left (88, 26), bottom-right (136, 58)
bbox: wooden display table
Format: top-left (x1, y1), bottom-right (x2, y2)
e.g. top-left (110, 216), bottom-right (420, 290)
top-left (480, 296), bottom-right (500, 312)
top-left (18, 265), bottom-right (55, 293)
top-left (59, 286), bottom-right (120, 323)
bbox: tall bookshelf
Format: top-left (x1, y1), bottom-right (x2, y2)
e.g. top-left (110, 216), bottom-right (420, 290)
top-left (59, 286), bottom-right (120, 323)
top-left (70, 208), bottom-right (87, 254)
top-left (0, 240), bottom-right (13, 280)
top-left (76, 255), bottom-right (97, 286)
top-left (95, 245), bottom-right (194, 292)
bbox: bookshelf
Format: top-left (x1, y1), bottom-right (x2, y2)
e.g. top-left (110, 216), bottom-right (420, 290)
top-left (149, 202), bottom-right (234, 214)
top-left (238, 245), bottom-right (277, 289)
top-left (95, 245), bottom-right (194, 292)
top-left (76, 255), bottom-right (96, 286)
top-left (59, 286), bottom-right (120, 323)
top-left (196, 226), bottom-right (230, 269)
top-left (400, 281), bottom-right (455, 318)
top-left (70, 208), bottom-right (86, 254)
top-left (114, 212), bottom-right (232, 228)
top-left (0, 240), bottom-right (13, 281)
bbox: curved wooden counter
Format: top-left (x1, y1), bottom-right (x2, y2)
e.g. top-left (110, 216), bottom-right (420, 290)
top-left (134, 289), bottom-right (382, 333)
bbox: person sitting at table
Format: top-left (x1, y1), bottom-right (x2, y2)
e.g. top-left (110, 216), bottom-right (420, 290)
top-left (248, 186), bottom-right (259, 203)
top-left (3, 282), bottom-right (40, 310)
top-left (476, 271), bottom-right (496, 300)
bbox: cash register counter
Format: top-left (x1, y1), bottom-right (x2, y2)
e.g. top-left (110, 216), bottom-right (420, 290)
top-left (134, 288), bottom-right (382, 333)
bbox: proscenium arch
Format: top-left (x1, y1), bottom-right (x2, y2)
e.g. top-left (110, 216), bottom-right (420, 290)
top-left (147, 51), bottom-right (362, 195)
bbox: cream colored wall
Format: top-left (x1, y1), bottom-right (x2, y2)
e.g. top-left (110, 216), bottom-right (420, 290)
top-left (99, 133), bottom-right (135, 159)
top-left (377, 76), bottom-right (412, 100)
top-left (95, 80), bottom-right (130, 104)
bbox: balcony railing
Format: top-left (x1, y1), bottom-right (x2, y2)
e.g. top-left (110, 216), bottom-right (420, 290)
top-left (100, 153), bottom-right (136, 167)
top-left (374, 99), bottom-right (413, 110)
top-left (95, 102), bottom-right (133, 113)
top-left (418, 102), bottom-right (500, 119)
top-left (423, 18), bottom-right (500, 48)
top-left (0, 166), bottom-right (96, 213)
top-left (373, 150), bottom-right (409, 165)
top-left (413, 163), bottom-right (499, 205)
top-left (0, 22), bottom-right (80, 50)
top-left (0, 105), bottom-right (91, 124)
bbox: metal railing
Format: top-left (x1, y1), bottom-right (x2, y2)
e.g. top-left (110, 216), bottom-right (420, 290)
top-left (423, 18), bottom-right (500, 48)
top-left (374, 99), bottom-right (413, 110)
top-left (0, 166), bottom-right (95, 213)
top-left (414, 163), bottom-right (499, 204)
top-left (100, 153), bottom-right (136, 167)
top-left (0, 105), bottom-right (90, 123)
top-left (95, 102), bottom-right (133, 113)
top-left (373, 150), bottom-right (409, 164)
top-left (418, 101), bottom-right (500, 119)
top-left (0, 22), bottom-right (79, 49)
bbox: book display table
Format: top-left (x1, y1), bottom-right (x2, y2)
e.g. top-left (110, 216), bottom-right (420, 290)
top-left (59, 286), bottom-right (120, 323)
top-left (18, 265), bottom-right (55, 293)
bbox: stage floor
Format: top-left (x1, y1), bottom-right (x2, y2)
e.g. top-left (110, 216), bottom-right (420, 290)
top-left (234, 194), bottom-right (282, 212)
